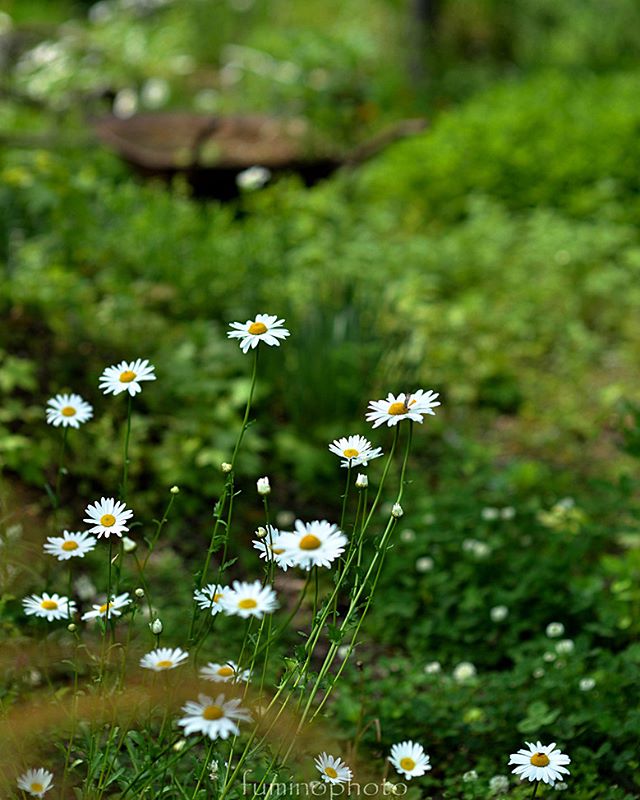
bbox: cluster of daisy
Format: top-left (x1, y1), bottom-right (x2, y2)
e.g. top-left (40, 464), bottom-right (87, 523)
top-left (314, 740), bottom-right (431, 786)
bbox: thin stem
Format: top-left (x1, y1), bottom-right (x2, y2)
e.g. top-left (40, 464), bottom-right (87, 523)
top-left (531, 781), bottom-right (540, 799)
top-left (230, 349), bottom-right (259, 471)
top-left (53, 427), bottom-right (69, 509)
top-left (121, 395), bottom-right (132, 501)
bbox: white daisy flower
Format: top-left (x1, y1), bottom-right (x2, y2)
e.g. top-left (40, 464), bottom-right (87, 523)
top-left (45, 393), bottom-right (93, 428)
top-left (81, 592), bottom-right (130, 621)
top-left (509, 741), bottom-right (571, 785)
top-left (194, 584), bottom-right (231, 615)
top-left (43, 530), bottom-right (97, 561)
top-left (389, 740), bottom-right (432, 780)
top-left (314, 753), bottom-right (353, 785)
top-left (16, 768), bottom-right (54, 797)
top-left (83, 497), bottom-right (133, 539)
top-left (278, 520), bottom-right (347, 570)
top-left (252, 525), bottom-right (297, 571)
top-left (227, 313), bottom-right (290, 354)
top-left (221, 580), bottom-right (278, 619)
top-left (99, 358), bottom-right (156, 396)
top-left (328, 435), bottom-right (383, 468)
top-left (366, 389), bottom-right (440, 428)
top-left (178, 692), bottom-right (252, 739)
top-left (200, 661), bottom-right (250, 683)
top-left (22, 593), bottom-right (75, 622)
top-left (140, 647), bottom-right (189, 672)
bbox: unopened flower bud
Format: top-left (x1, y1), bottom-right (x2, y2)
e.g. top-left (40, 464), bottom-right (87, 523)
top-left (150, 618), bottom-right (163, 635)
top-left (67, 623), bottom-right (77, 632)
top-left (221, 462), bottom-right (232, 473)
top-left (170, 485), bottom-right (180, 494)
top-left (134, 588), bottom-right (145, 598)
top-left (355, 473), bottom-right (368, 489)
top-left (391, 502), bottom-right (403, 518)
top-left (173, 739), bottom-right (186, 752)
top-left (122, 536), bottom-right (137, 553)
top-left (257, 476), bottom-right (271, 495)
top-left (255, 526), bottom-right (267, 538)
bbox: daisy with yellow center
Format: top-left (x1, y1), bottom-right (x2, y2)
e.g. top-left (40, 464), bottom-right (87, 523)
top-left (83, 497), bottom-right (133, 539)
top-left (99, 358), bottom-right (156, 396)
top-left (16, 768), bottom-right (54, 798)
top-left (178, 693), bottom-right (252, 739)
top-left (140, 646), bottom-right (189, 672)
top-left (221, 580), bottom-right (278, 619)
top-left (252, 525), bottom-right (297, 571)
top-left (200, 660), bottom-right (251, 683)
top-left (509, 741), bottom-right (571, 785)
top-left (328, 435), bottom-right (383, 468)
top-left (22, 592), bottom-right (76, 622)
top-left (46, 393), bottom-right (93, 429)
top-left (366, 389), bottom-right (440, 429)
top-left (227, 313), bottom-right (290, 353)
top-left (194, 583), bottom-right (231, 615)
top-left (81, 592), bottom-right (130, 621)
top-left (43, 530), bottom-right (97, 561)
top-left (389, 741), bottom-right (432, 780)
top-left (314, 753), bottom-right (353, 785)
top-left (278, 520), bottom-right (348, 571)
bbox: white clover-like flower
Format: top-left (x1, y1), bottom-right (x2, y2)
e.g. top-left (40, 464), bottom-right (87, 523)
top-left (200, 661), bottom-right (250, 683)
top-left (509, 741), bottom-right (571, 785)
top-left (416, 556), bottom-right (434, 573)
top-left (462, 770), bottom-right (478, 782)
top-left (43, 531), bottom-right (97, 561)
top-left (257, 476), bottom-right (271, 495)
top-left (389, 741), bottom-right (432, 780)
top-left (194, 583), bottom-right (231, 615)
top-left (227, 313), bottom-right (290, 354)
top-left (252, 525), bottom-right (297, 571)
top-left (84, 497), bottom-right (133, 539)
top-left (16, 768), bottom-right (54, 798)
top-left (366, 389), bottom-right (440, 428)
top-left (23, 593), bottom-right (75, 622)
top-left (45, 393), bottom-right (93, 428)
top-left (453, 661), bottom-right (477, 682)
top-left (140, 647), bottom-right (189, 672)
top-left (81, 592), bottom-right (130, 621)
top-left (221, 580), bottom-right (278, 619)
top-left (178, 693), bottom-right (252, 739)
top-left (546, 622), bottom-right (565, 638)
top-left (489, 774), bottom-right (510, 794)
top-left (579, 677), bottom-right (596, 691)
top-left (99, 358), bottom-right (156, 396)
top-left (328, 435), bottom-right (383, 468)
top-left (315, 753), bottom-right (353, 785)
top-left (490, 605), bottom-right (509, 622)
top-left (236, 165), bottom-right (271, 191)
top-left (424, 661), bottom-right (441, 674)
top-left (278, 520), bottom-right (347, 571)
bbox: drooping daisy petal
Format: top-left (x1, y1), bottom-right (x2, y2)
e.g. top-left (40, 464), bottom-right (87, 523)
top-left (389, 741), bottom-right (432, 780)
top-left (45, 393), bottom-right (93, 429)
top-left (83, 497), bottom-right (133, 539)
top-left (16, 768), bottom-right (54, 798)
top-left (81, 592), bottom-right (130, 621)
top-left (178, 693), bottom-right (252, 739)
top-left (278, 520), bottom-right (347, 571)
top-left (140, 647), bottom-right (189, 672)
top-left (252, 525), bottom-right (297, 572)
top-left (43, 531), bottom-right (97, 561)
top-left (99, 358), bottom-right (156, 396)
top-left (508, 741), bottom-right (571, 785)
top-left (221, 580), bottom-right (278, 619)
top-left (314, 753), bottom-right (353, 785)
top-left (366, 390), bottom-right (440, 429)
top-left (328, 435), bottom-right (383, 468)
top-left (227, 313), bottom-right (290, 354)
top-left (200, 661), bottom-right (251, 683)
top-left (193, 584), bottom-right (231, 615)
top-left (22, 593), bottom-right (75, 622)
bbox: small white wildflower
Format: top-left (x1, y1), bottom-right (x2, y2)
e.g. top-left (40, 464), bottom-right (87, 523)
top-left (579, 677), bottom-right (596, 692)
top-left (257, 477), bottom-right (271, 495)
top-left (67, 623), bottom-right (77, 632)
top-left (501, 506), bottom-right (516, 520)
top-left (533, 668), bottom-right (545, 678)
top-left (416, 556), bottom-right (434, 573)
top-left (555, 639), bottom-right (574, 655)
top-left (400, 528), bottom-right (415, 542)
top-left (543, 652), bottom-right (557, 663)
top-left (122, 536), bottom-right (137, 553)
top-left (337, 645), bottom-right (351, 660)
top-left (462, 770), bottom-right (478, 782)
top-left (221, 462), bottom-right (232, 473)
top-left (554, 782), bottom-right (568, 791)
top-left (355, 473), bottom-right (368, 489)
top-left (170, 485), bottom-right (180, 494)
top-left (424, 661), bottom-right (441, 674)
top-left (150, 619), bottom-right (163, 635)
top-left (489, 774), bottom-right (509, 794)
top-left (173, 739), bottom-right (187, 752)
top-left (490, 605), bottom-right (509, 622)
top-left (546, 622), bottom-right (565, 638)
top-left (236, 165), bottom-right (271, 191)
top-left (481, 507), bottom-right (500, 521)
top-left (453, 662), bottom-right (477, 682)
top-left (134, 588), bottom-right (145, 598)
top-left (391, 503), bottom-right (404, 518)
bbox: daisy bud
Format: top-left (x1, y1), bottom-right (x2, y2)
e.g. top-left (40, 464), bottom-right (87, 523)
top-left (67, 623), bottom-right (77, 632)
top-left (170, 485), bottom-right (180, 494)
top-left (355, 473), bottom-right (368, 489)
top-left (257, 477), bottom-right (271, 495)
top-left (122, 536), bottom-right (137, 553)
top-left (150, 618), bottom-right (163, 635)
top-left (221, 462), bottom-right (233, 473)
top-left (255, 526), bottom-right (267, 538)
top-left (134, 588), bottom-right (145, 598)
top-left (391, 502), bottom-right (403, 518)
top-left (173, 739), bottom-right (186, 752)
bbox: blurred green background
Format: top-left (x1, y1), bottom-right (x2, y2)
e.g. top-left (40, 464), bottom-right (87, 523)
top-left (2, 0), bottom-right (640, 796)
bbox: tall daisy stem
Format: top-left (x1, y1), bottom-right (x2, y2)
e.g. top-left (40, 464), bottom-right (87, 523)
top-left (531, 781), bottom-right (540, 799)
top-left (53, 427), bottom-right (69, 509)
top-left (121, 395), bottom-right (132, 501)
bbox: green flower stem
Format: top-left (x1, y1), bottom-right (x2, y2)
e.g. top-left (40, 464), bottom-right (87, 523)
top-left (339, 462), bottom-right (352, 532)
top-left (191, 738), bottom-right (216, 799)
top-left (121, 395), bottom-right (132, 502)
top-left (230, 348), bottom-right (259, 471)
top-left (120, 738), bottom-right (199, 798)
top-left (53, 426), bottom-right (69, 510)
top-left (531, 782), bottom-right (540, 799)
top-left (141, 491), bottom-right (177, 571)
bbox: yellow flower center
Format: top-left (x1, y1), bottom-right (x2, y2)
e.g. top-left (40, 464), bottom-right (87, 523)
top-left (248, 321), bottom-right (268, 335)
top-left (203, 704), bottom-right (224, 720)
top-left (388, 402), bottom-right (408, 416)
top-left (213, 593), bottom-right (223, 602)
top-left (41, 600), bottom-right (58, 610)
top-left (272, 547), bottom-right (285, 555)
top-left (62, 540), bottom-right (79, 551)
top-left (218, 665), bottom-right (235, 677)
top-left (324, 767), bottom-right (338, 779)
top-left (343, 448), bottom-right (359, 458)
top-left (61, 406), bottom-right (76, 417)
top-left (119, 370), bottom-right (137, 383)
top-left (238, 598), bottom-right (258, 609)
top-left (400, 757), bottom-right (416, 771)
top-left (156, 660), bottom-right (174, 669)
top-left (530, 753), bottom-right (550, 767)
top-left (100, 514), bottom-right (116, 527)
top-left (99, 602), bottom-right (112, 614)
top-left (31, 784), bottom-right (44, 793)
top-left (299, 534), bottom-right (322, 550)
